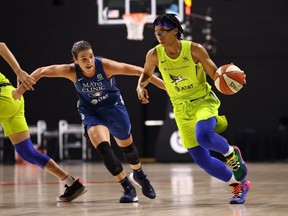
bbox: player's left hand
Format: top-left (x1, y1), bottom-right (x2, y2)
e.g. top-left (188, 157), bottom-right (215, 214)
top-left (16, 69), bottom-right (36, 90)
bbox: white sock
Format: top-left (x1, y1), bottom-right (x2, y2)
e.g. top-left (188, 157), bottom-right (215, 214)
top-left (62, 174), bottom-right (75, 187)
top-left (224, 146), bottom-right (234, 157)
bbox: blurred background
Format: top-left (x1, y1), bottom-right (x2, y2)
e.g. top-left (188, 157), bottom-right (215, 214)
top-left (0, 0), bottom-right (288, 163)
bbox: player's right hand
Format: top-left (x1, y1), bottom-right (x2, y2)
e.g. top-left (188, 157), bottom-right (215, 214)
top-left (136, 86), bottom-right (149, 104)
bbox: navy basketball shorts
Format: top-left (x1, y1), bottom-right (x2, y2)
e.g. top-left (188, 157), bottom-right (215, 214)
top-left (78, 101), bottom-right (131, 140)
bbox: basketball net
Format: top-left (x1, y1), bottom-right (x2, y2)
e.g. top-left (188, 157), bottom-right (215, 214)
top-left (123, 13), bottom-right (148, 41)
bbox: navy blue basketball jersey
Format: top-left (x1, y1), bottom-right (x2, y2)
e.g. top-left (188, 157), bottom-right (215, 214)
top-left (74, 57), bottom-right (121, 109)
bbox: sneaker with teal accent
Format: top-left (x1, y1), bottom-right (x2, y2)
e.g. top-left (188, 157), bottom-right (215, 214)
top-left (129, 173), bottom-right (156, 199)
top-left (229, 179), bottom-right (252, 204)
top-left (226, 146), bottom-right (248, 181)
top-left (119, 186), bottom-right (138, 203)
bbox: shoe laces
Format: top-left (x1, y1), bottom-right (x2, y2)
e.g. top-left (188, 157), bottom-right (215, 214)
top-left (226, 153), bottom-right (240, 171)
top-left (230, 183), bottom-right (243, 198)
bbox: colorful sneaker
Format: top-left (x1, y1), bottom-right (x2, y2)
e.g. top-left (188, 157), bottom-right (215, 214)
top-left (229, 179), bottom-right (252, 204)
top-left (119, 186), bottom-right (138, 203)
top-left (129, 173), bottom-right (156, 199)
top-left (226, 146), bottom-right (248, 181)
top-left (57, 178), bottom-right (87, 202)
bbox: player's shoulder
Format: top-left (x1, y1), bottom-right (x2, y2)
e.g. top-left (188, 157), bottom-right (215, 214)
top-left (147, 47), bottom-right (158, 58)
top-left (190, 41), bottom-right (204, 50)
top-left (145, 47), bottom-right (158, 65)
top-left (63, 63), bottom-right (76, 74)
top-left (190, 41), bottom-right (208, 58)
top-left (65, 63), bottom-right (76, 72)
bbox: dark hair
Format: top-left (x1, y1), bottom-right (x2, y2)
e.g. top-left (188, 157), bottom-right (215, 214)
top-left (71, 40), bottom-right (92, 58)
top-left (153, 14), bottom-right (184, 40)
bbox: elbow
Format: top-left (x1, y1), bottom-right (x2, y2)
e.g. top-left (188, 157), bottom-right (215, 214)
top-left (0, 42), bottom-right (7, 52)
top-left (0, 42), bottom-right (6, 47)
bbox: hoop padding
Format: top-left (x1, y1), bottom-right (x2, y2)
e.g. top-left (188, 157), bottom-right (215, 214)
top-left (123, 13), bottom-right (148, 41)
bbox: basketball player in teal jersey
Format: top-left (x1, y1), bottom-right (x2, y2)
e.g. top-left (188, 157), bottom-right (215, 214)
top-left (0, 42), bottom-right (86, 202)
top-left (136, 14), bottom-right (251, 204)
top-left (13, 40), bottom-right (166, 203)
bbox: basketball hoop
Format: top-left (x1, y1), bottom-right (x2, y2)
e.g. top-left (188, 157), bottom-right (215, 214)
top-left (123, 13), bottom-right (148, 41)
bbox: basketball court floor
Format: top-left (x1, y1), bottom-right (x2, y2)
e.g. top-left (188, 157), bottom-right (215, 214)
top-left (0, 162), bottom-right (287, 216)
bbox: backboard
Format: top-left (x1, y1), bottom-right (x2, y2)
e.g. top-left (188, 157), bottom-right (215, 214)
top-left (97, 0), bottom-right (184, 25)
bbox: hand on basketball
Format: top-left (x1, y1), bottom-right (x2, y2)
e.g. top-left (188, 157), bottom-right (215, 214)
top-left (230, 63), bottom-right (247, 84)
top-left (243, 72), bottom-right (247, 84)
top-left (136, 85), bottom-right (149, 104)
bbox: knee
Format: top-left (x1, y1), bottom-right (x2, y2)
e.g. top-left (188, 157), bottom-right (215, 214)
top-left (97, 141), bottom-right (112, 155)
top-left (14, 139), bottom-right (50, 169)
top-left (97, 141), bottom-right (123, 176)
top-left (119, 144), bottom-right (139, 165)
top-left (196, 129), bottom-right (214, 146)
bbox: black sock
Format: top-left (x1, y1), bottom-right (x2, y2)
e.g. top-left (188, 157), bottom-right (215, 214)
top-left (133, 168), bottom-right (146, 179)
top-left (119, 176), bottom-right (133, 189)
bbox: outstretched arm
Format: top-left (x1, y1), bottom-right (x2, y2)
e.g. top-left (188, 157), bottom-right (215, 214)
top-left (102, 57), bottom-right (166, 91)
top-left (12, 64), bottom-right (76, 99)
top-left (0, 42), bottom-right (35, 90)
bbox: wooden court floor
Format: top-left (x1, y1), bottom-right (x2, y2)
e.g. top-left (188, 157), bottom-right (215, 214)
top-left (0, 162), bottom-right (287, 216)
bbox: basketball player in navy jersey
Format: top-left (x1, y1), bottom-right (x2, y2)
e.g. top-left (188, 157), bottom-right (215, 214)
top-left (13, 40), bottom-right (166, 203)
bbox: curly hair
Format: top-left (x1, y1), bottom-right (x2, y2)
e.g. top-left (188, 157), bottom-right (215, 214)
top-left (153, 14), bottom-right (184, 40)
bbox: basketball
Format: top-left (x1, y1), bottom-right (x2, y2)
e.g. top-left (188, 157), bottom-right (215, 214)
top-left (214, 64), bottom-right (245, 95)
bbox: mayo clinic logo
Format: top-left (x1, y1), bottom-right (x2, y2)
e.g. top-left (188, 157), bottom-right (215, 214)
top-left (170, 131), bottom-right (188, 154)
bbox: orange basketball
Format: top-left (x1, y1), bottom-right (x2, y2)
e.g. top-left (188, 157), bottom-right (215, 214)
top-left (214, 64), bottom-right (245, 95)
